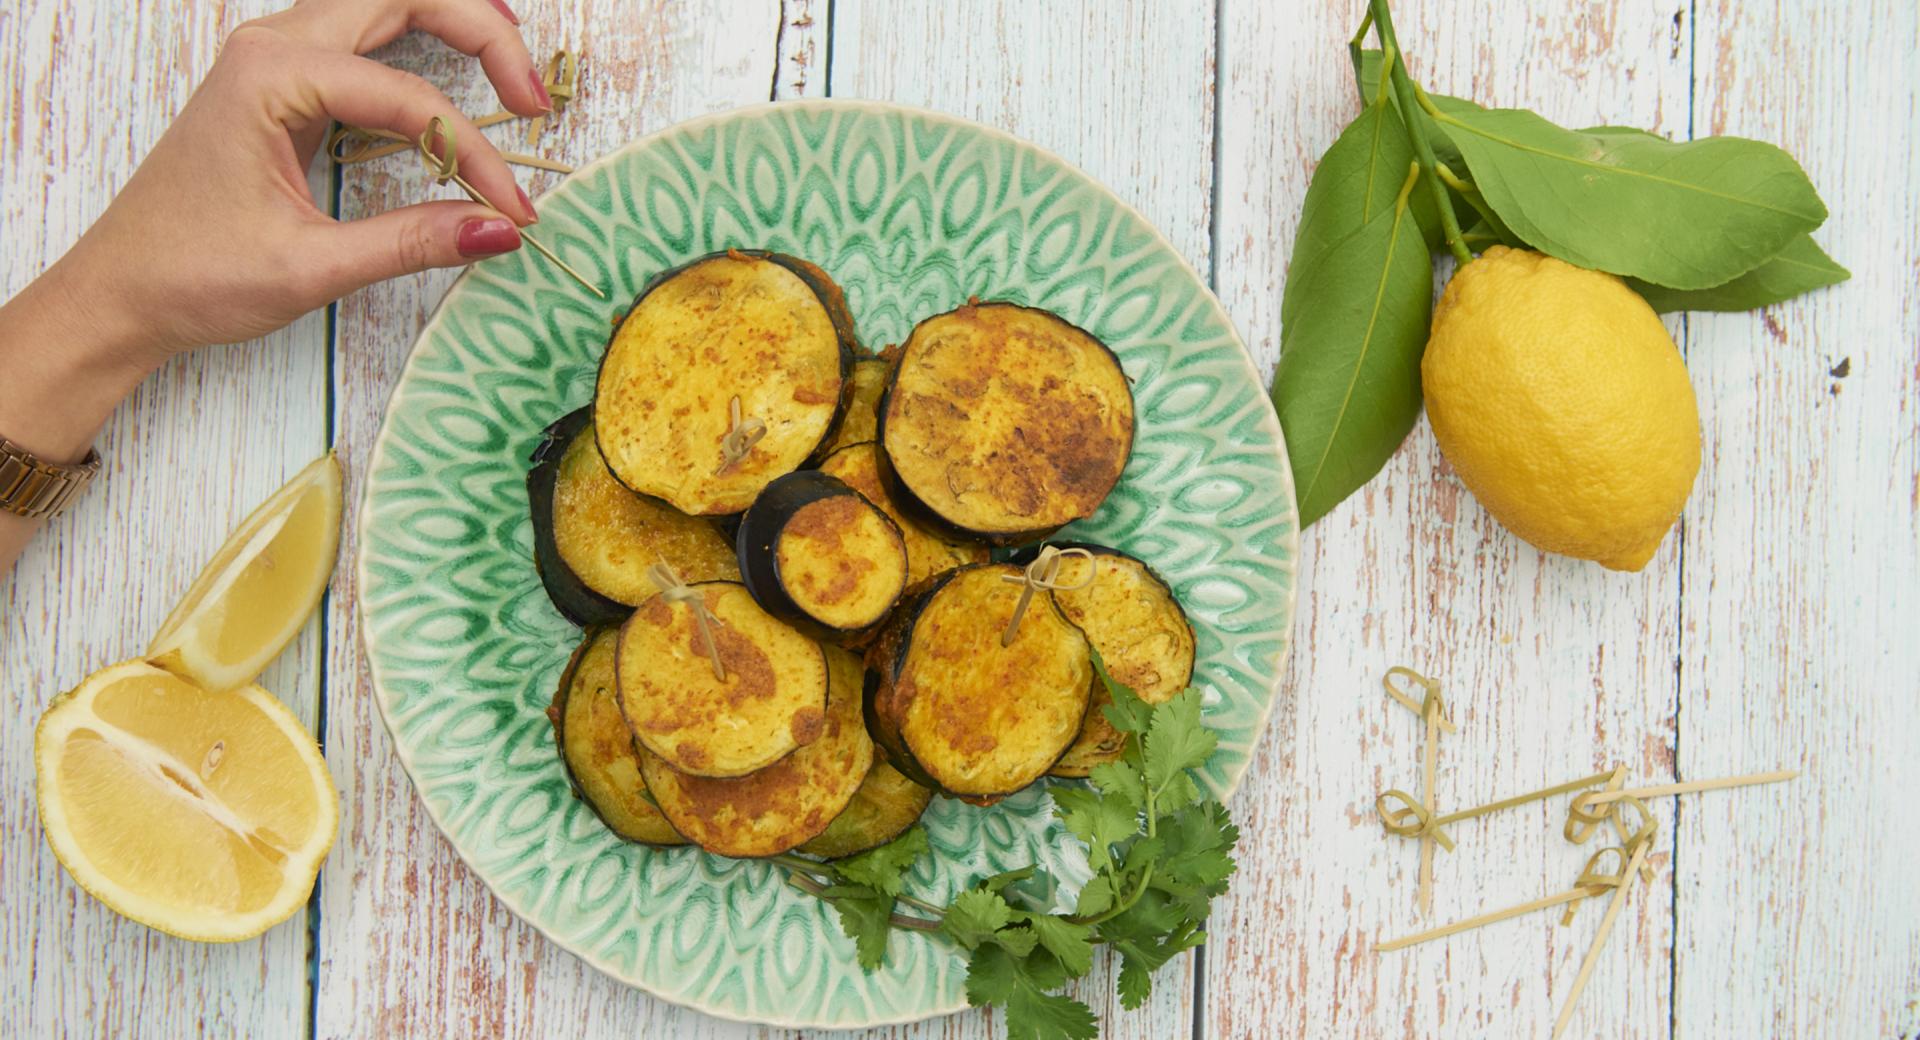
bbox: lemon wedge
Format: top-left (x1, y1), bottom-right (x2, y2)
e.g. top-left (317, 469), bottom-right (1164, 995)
top-left (34, 660), bottom-right (338, 941)
top-left (147, 453), bottom-right (342, 693)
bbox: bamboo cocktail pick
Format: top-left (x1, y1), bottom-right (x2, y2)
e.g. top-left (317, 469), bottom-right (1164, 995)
top-left (1572, 769), bottom-right (1801, 811)
top-left (327, 116), bottom-right (573, 172)
top-left (1381, 667), bottom-right (1454, 915)
top-left (525, 50), bottom-right (578, 147)
top-left (417, 117), bottom-right (605, 298)
top-left (1551, 814), bottom-right (1656, 1040)
top-left (647, 562), bottom-right (726, 680)
top-left (1377, 769), bottom-right (1619, 851)
top-left (999, 546), bottom-right (1096, 647)
top-left (1376, 840), bottom-right (1636, 953)
top-left (718, 396), bottom-right (767, 472)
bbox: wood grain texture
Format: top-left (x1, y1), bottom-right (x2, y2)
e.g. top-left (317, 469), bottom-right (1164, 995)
top-left (318, 5), bottom-right (805, 1039)
top-left (0, 1), bottom-right (328, 1038)
top-left (827, 2), bottom-right (1217, 1036)
top-left (1678, 2), bottom-right (1920, 1037)
top-left (1209, 1), bottom-right (1692, 1037)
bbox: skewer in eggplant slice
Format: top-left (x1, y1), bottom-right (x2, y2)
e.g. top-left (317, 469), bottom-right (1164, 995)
top-left (818, 442), bottom-right (989, 588)
top-left (546, 628), bottom-right (686, 846)
top-left (796, 759), bottom-right (932, 859)
top-left (615, 581), bottom-right (828, 778)
top-left (865, 563), bottom-right (1092, 803)
top-left (528, 406), bottom-right (740, 625)
top-left (593, 250), bottom-right (856, 516)
top-left (637, 645), bottom-right (874, 857)
top-left (879, 301), bottom-right (1134, 545)
top-left (1011, 544), bottom-right (1196, 777)
top-left (736, 471), bottom-right (909, 635)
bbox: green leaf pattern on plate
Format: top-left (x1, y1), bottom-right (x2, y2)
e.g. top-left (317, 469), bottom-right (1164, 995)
top-left (357, 101), bottom-right (1296, 1028)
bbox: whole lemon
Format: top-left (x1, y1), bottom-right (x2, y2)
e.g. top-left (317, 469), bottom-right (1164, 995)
top-left (1422, 247), bottom-right (1700, 571)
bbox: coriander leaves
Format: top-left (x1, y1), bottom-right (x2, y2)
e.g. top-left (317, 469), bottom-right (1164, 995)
top-left (783, 653), bottom-right (1239, 1039)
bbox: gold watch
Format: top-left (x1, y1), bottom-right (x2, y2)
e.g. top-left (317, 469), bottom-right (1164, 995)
top-left (0, 436), bottom-right (101, 519)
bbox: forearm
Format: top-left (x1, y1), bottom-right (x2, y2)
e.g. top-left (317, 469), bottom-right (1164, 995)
top-left (0, 259), bottom-right (155, 575)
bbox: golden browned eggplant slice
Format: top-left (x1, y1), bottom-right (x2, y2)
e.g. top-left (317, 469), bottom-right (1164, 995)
top-left (736, 471), bottom-right (909, 634)
top-left (615, 581), bottom-right (827, 777)
top-left (865, 563), bottom-right (1091, 802)
top-left (637, 644), bottom-right (874, 857)
top-left (594, 251), bottom-right (854, 516)
top-left (879, 301), bottom-right (1134, 544)
top-left (821, 356), bottom-right (890, 456)
top-left (547, 628), bottom-right (686, 846)
top-left (797, 759), bottom-right (933, 859)
top-left (819, 442), bottom-right (989, 589)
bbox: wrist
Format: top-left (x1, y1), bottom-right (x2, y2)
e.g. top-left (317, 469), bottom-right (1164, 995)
top-left (0, 261), bottom-right (156, 464)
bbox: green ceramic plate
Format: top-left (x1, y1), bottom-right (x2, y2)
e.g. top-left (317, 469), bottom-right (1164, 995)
top-left (357, 100), bottom-right (1296, 1028)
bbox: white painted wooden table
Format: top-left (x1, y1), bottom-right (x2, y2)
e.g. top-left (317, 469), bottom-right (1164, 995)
top-left (5, 2), bottom-right (1916, 1037)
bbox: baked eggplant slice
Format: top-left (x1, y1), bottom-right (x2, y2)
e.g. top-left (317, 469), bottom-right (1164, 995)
top-left (594, 251), bottom-right (855, 516)
top-left (736, 471), bottom-right (909, 633)
top-left (818, 442), bottom-right (989, 588)
top-left (821, 356), bottom-right (890, 455)
top-left (546, 628), bottom-right (687, 845)
top-left (866, 563), bottom-right (1092, 802)
top-left (797, 759), bottom-right (933, 859)
top-left (615, 581), bottom-right (828, 777)
top-left (879, 301), bottom-right (1134, 544)
top-left (1012, 544), bottom-right (1196, 777)
top-left (528, 406), bottom-right (740, 625)
top-left (637, 644), bottom-right (874, 857)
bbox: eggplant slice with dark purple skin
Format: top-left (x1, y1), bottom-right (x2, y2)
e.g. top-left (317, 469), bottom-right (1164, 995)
top-left (819, 442), bottom-right (989, 588)
top-left (796, 758), bottom-right (933, 859)
top-left (1011, 543), bottom-right (1196, 777)
top-left (878, 301), bottom-right (1134, 545)
top-left (615, 580), bottom-right (828, 778)
top-left (528, 406), bottom-right (741, 626)
top-left (593, 250), bottom-right (857, 517)
top-left (864, 563), bottom-right (1091, 803)
top-left (636, 644), bottom-right (874, 857)
top-left (736, 470), bottom-right (909, 635)
top-left (546, 627), bottom-right (687, 846)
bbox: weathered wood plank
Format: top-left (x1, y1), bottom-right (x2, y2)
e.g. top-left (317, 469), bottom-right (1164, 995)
top-left (827, 2), bottom-right (1216, 1036)
top-left (1678, 2), bottom-right (1920, 1037)
top-left (316, 5), bottom-right (800, 1038)
top-left (0, 1), bottom-right (327, 1037)
top-left (1209, 1), bottom-right (1690, 1036)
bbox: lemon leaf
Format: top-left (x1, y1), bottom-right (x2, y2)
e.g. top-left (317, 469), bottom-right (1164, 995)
top-left (1629, 234), bottom-right (1850, 313)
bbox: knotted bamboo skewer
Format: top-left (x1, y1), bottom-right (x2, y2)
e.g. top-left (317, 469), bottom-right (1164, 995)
top-left (1000, 546), bottom-right (1096, 647)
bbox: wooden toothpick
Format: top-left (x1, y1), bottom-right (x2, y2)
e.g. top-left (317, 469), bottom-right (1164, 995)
top-left (999, 546), bottom-right (1095, 647)
top-left (1378, 769), bottom-right (1618, 850)
top-left (1551, 829), bottom-right (1655, 1039)
top-left (1377, 885), bottom-right (1606, 952)
top-left (647, 561), bottom-right (726, 681)
top-left (416, 117), bottom-right (605, 298)
top-left (718, 396), bottom-right (767, 472)
top-left (526, 50), bottom-right (579, 147)
top-left (1381, 667), bottom-right (1453, 916)
top-left (1576, 769), bottom-right (1800, 807)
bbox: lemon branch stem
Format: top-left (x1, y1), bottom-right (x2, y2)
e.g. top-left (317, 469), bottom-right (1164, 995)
top-left (1366, 0), bottom-right (1475, 266)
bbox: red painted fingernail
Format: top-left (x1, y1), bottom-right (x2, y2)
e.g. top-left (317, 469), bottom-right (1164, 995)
top-left (457, 217), bottom-right (521, 258)
top-left (487, 0), bottom-right (519, 25)
top-left (515, 185), bottom-right (539, 224)
top-left (529, 69), bottom-right (552, 112)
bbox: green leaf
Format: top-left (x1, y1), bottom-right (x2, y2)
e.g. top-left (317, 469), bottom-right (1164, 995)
top-left (1431, 99), bottom-right (1829, 289)
top-left (822, 885), bottom-right (896, 970)
top-left (1052, 784), bottom-right (1140, 875)
top-left (1026, 915), bottom-right (1096, 978)
top-left (1073, 874), bottom-right (1117, 918)
top-left (1088, 759), bottom-right (1147, 815)
top-left (1629, 233), bottom-right (1849, 312)
top-left (942, 888), bottom-right (1015, 949)
top-left (835, 825), bottom-right (928, 897)
top-left (1093, 650), bottom-right (1154, 736)
top-left (1142, 688), bottom-right (1217, 794)
top-left (1272, 167), bottom-right (1434, 527)
top-left (1288, 99), bottom-right (1441, 312)
top-left (966, 946), bottom-right (1100, 1040)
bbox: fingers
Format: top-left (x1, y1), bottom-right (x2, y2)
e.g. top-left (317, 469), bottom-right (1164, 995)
top-left (260, 0), bottom-right (548, 117)
top-left (310, 200), bottom-right (522, 299)
top-left (299, 49), bottom-right (536, 224)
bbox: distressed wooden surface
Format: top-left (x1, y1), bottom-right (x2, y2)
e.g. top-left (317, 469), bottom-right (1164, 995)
top-left (4, 1), bottom-right (1917, 1037)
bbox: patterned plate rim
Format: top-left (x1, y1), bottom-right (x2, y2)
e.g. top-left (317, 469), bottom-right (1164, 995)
top-left (354, 97), bottom-right (1298, 1028)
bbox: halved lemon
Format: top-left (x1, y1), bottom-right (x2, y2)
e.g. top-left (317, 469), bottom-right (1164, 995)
top-left (35, 660), bottom-right (338, 941)
top-left (147, 453), bottom-right (342, 693)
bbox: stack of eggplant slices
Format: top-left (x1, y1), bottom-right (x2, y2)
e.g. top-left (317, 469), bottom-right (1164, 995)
top-left (530, 249), bottom-right (1197, 859)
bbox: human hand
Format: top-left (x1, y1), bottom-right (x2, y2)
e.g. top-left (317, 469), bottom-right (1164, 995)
top-left (35, 0), bottom-right (550, 369)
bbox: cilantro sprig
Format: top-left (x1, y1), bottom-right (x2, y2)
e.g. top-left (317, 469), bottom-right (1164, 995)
top-left (773, 653), bottom-right (1239, 1039)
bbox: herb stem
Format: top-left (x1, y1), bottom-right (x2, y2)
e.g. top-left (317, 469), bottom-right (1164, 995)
top-left (782, 869), bottom-right (945, 933)
top-left (1366, 0), bottom-right (1475, 266)
top-left (897, 893), bottom-right (948, 918)
top-left (767, 853), bottom-right (835, 878)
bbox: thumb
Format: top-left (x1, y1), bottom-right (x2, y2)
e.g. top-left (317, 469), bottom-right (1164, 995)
top-left (314, 200), bottom-right (522, 298)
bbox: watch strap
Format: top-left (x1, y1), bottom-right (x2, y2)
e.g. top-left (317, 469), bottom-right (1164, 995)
top-left (0, 436), bottom-right (101, 520)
